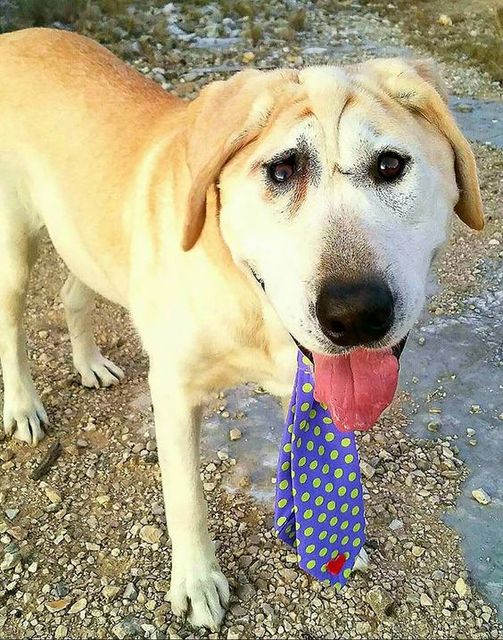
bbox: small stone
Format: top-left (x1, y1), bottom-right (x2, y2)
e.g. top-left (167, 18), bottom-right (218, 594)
top-left (242, 51), bottom-right (255, 63)
top-left (466, 428), bottom-right (475, 437)
top-left (420, 593), bottom-right (433, 607)
top-left (68, 597), bottom-right (87, 614)
top-left (389, 519), bottom-right (403, 531)
top-left (366, 586), bottom-right (395, 618)
top-left (427, 421), bottom-right (440, 432)
top-left (45, 598), bottom-right (71, 613)
top-left (355, 621), bottom-right (372, 634)
top-left (229, 428), bottom-right (242, 441)
top-left (227, 627), bottom-right (242, 640)
top-left (438, 13), bottom-right (453, 26)
top-left (123, 583), bottom-right (137, 600)
top-left (360, 461), bottom-right (376, 479)
top-left (1, 551), bottom-right (21, 571)
top-left (412, 545), bottom-right (425, 557)
top-left (455, 577), bottom-right (469, 598)
top-left (139, 525), bottom-right (162, 544)
top-left (418, 336), bottom-right (426, 345)
top-left (55, 625), bottom-right (68, 639)
top-left (279, 568), bottom-right (297, 583)
top-left (5, 508), bottom-right (19, 520)
top-left (45, 488), bottom-right (62, 504)
top-left (472, 488), bottom-right (491, 505)
top-left (102, 585), bottom-right (121, 601)
top-left (96, 495), bottom-right (110, 505)
top-left (0, 449), bottom-right (14, 462)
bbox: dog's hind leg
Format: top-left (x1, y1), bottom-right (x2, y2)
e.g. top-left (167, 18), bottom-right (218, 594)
top-left (61, 274), bottom-right (124, 388)
top-left (0, 189), bottom-right (47, 446)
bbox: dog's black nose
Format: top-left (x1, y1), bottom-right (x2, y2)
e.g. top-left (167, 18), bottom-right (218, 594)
top-left (316, 278), bottom-right (394, 347)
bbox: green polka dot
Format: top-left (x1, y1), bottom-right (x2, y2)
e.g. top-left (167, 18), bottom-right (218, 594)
top-left (315, 496), bottom-right (324, 507)
top-left (277, 516), bottom-right (287, 527)
top-left (309, 409), bottom-right (317, 419)
top-left (325, 482), bottom-right (334, 493)
top-left (281, 461), bottom-right (290, 471)
top-left (341, 535), bottom-right (349, 545)
top-left (306, 440), bottom-right (314, 452)
top-left (313, 426), bottom-right (321, 436)
top-left (334, 468), bottom-right (343, 479)
top-left (338, 486), bottom-right (347, 497)
top-left (304, 509), bottom-right (313, 520)
top-left (295, 522), bottom-right (301, 530)
top-left (321, 566), bottom-right (327, 574)
top-left (283, 443), bottom-right (291, 453)
top-left (298, 456), bottom-right (307, 467)
top-left (343, 568), bottom-right (351, 579)
top-left (293, 505), bottom-right (298, 513)
top-left (341, 520), bottom-right (349, 530)
top-left (301, 491), bottom-right (310, 502)
top-left (318, 444), bottom-right (325, 456)
top-left (331, 549), bottom-right (339, 559)
top-left (294, 539), bottom-right (300, 547)
top-left (288, 531), bottom-right (295, 539)
top-left (320, 402), bottom-right (328, 410)
top-left (353, 537), bottom-right (362, 547)
top-left (319, 547), bottom-right (328, 557)
top-left (278, 498), bottom-right (287, 508)
top-left (330, 450), bottom-right (339, 461)
top-left (329, 533), bottom-right (338, 544)
top-left (291, 406), bottom-right (296, 414)
top-left (296, 438), bottom-right (302, 449)
top-left (306, 544), bottom-right (316, 554)
top-left (353, 523), bottom-right (361, 533)
top-left (319, 530), bottom-right (328, 541)
top-left (334, 582), bottom-right (342, 592)
top-left (340, 503), bottom-right (349, 513)
top-left (309, 460), bottom-right (318, 471)
top-left (313, 478), bottom-right (321, 489)
top-left (287, 423), bottom-right (293, 433)
top-left (279, 480), bottom-right (288, 490)
top-left (317, 513), bottom-right (327, 523)
top-left (292, 488), bottom-right (297, 497)
top-left (321, 463), bottom-right (329, 475)
top-left (323, 416), bottom-right (333, 424)
top-left (304, 527), bottom-right (314, 537)
top-left (341, 437), bottom-right (351, 447)
top-left (302, 355), bottom-right (311, 366)
top-left (351, 506), bottom-right (360, 516)
top-left (299, 419), bottom-right (308, 431)
top-left (306, 559), bottom-right (316, 570)
top-left (351, 488), bottom-right (359, 499)
top-left (348, 471), bottom-right (357, 482)
top-left (299, 473), bottom-right (308, 484)
top-left (344, 454), bottom-right (354, 464)
top-left (327, 500), bottom-right (336, 511)
top-left (292, 470), bottom-right (296, 478)
top-left (302, 382), bottom-right (313, 393)
top-left (329, 516), bottom-right (338, 526)
top-left (325, 431), bottom-right (335, 442)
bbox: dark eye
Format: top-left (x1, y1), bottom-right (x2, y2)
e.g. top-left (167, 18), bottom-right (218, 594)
top-left (376, 151), bottom-right (407, 181)
top-left (267, 154), bottom-right (297, 184)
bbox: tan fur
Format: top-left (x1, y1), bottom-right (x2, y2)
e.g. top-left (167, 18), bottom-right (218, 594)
top-left (0, 28), bottom-right (483, 630)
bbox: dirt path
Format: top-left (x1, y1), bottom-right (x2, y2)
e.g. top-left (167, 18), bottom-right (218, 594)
top-left (0, 1), bottom-right (502, 638)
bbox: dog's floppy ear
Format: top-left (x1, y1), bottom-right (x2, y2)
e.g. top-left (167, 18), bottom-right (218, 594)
top-left (358, 58), bottom-right (484, 230)
top-left (181, 70), bottom-right (297, 251)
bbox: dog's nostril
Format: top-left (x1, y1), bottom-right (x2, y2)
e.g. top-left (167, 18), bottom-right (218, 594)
top-left (316, 278), bottom-right (394, 347)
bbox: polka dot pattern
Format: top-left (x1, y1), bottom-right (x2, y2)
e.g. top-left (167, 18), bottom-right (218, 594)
top-left (274, 352), bottom-right (366, 588)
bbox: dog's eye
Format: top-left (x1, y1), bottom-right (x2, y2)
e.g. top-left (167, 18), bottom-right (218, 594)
top-left (267, 154), bottom-right (297, 184)
top-left (376, 152), bottom-right (407, 181)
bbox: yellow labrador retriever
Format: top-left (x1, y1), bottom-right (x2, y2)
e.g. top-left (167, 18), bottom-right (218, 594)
top-left (0, 28), bottom-right (483, 629)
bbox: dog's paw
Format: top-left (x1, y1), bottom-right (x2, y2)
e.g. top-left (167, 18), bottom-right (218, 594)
top-left (75, 354), bottom-right (125, 389)
top-left (169, 563), bottom-right (230, 631)
top-left (3, 393), bottom-right (48, 447)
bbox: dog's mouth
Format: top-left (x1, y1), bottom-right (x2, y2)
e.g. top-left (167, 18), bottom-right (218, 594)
top-left (249, 263), bottom-right (408, 431)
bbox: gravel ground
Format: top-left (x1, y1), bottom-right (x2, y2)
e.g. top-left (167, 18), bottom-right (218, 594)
top-left (1, 1), bottom-right (502, 638)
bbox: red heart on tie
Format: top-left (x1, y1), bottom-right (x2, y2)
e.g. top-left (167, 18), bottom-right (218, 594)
top-left (327, 554), bottom-right (346, 575)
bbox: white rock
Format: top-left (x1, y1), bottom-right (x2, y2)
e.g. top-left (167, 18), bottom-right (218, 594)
top-left (68, 597), bottom-right (87, 614)
top-left (229, 428), bottom-right (242, 441)
top-left (45, 488), bottom-right (62, 504)
top-left (472, 488), bottom-right (491, 504)
top-left (139, 525), bottom-right (162, 544)
top-left (455, 577), bottom-right (469, 598)
top-left (420, 593), bottom-right (433, 607)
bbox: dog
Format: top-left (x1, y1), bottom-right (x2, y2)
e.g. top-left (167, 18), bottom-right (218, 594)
top-left (0, 28), bottom-right (483, 629)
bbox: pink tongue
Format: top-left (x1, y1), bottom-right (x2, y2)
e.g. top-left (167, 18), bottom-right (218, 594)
top-left (313, 349), bottom-right (399, 432)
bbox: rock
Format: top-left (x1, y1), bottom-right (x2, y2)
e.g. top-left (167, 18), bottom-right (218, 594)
top-left (55, 625), bottom-right (68, 639)
top-left (355, 621), bottom-right (372, 634)
top-left (229, 428), bottom-right (242, 441)
top-left (242, 51), bottom-right (255, 63)
top-left (412, 545), bottom-right (425, 557)
top-left (112, 618), bottom-right (143, 638)
top-left (438, 13), bottom-right (453, 26)
top-left (466, 428), bottom-right (475, 437)
top-left (1, 551), bottom-right (21, 571)
top-left (68, 597), bottom-right (87, 614)
top-left (54, 582), bottom-right (69, 597)
top-left (5, 508), bottom-right (19, 520)
top-left (123, 583), bottom-right (137, 600)
top-left (227, 627), bottom-right (242, 640)
top-left (44, 488), bottom-right (62, 504)
top-left (139, 525), bottom-right (162, 544)
top-left (102, 585), bottom-right (121, 601)
top-left (366, 586), bottom-right (395, 618)
top-left (279, 568), bottom-right (297, 583)
top-left (472, 488), bottom-right (491, 504)
top-left (420, 593), bottom-right (433, 607)
top-left (0, 449), bottom-right (14, 462)
top-left (360, 461), bottom-right (376, 479)
top-left (389, 519), bottom-right (404, 531)
top-left (45, 598), bottom-right (71, 613)
top-left (455, 577), bottom-right (469, 598)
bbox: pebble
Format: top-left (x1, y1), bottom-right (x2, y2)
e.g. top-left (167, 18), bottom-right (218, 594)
top-left (229, 428), bottom-right (242, 441)
top-left (5, 508), bottom-right (19, 520)
top-left (44, 488), bottom-right (62, 504)
top-left (420, 593), bottom-right (433, 607)
top-left (68, 598), bottom-right (87, 614)
top-left (360, 461), bottom-right (376, 479)
top-left (0, 552), bottom-right (21, 571)
top-left (412, 545), bottom-right (426, 557)
top-left (438, 13), bottom-right (453, 26)
top-left (55, 625), bottom-right (68, 639)
top-left (139, 525), bottom-right (162, 544)
top-left (472, 488), bottom-right (491, 504)
top-left (366, 586), bottom-right (395, 618)
top-left (455, 577), bottom-right (469, 598)
top-left (102, 585), bottom-right (121, 601)
top-left (45, 599), bottom-right (71, 613)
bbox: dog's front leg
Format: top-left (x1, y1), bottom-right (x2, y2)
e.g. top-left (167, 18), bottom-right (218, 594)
top-left (148, 358), bottom-right (229, 630)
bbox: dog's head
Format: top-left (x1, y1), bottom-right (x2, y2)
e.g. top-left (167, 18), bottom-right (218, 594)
top-left (181, 60), bottom-right (483, 429)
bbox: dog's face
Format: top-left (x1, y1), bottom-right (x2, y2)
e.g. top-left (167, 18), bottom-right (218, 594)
top-left (183, 60), bottom-right (483, 358)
